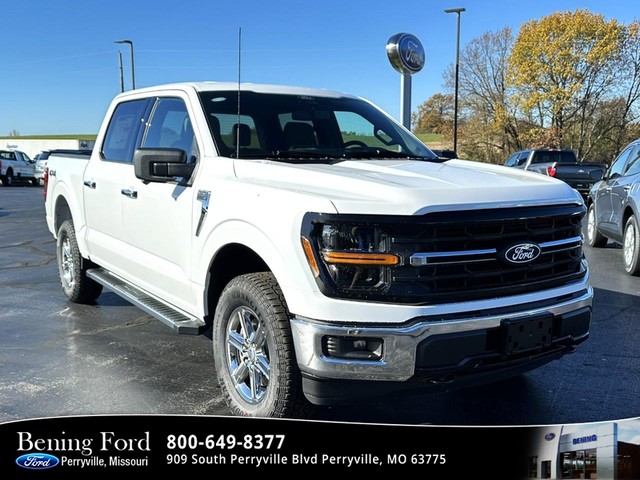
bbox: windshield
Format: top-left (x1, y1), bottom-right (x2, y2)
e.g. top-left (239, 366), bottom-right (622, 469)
top-left (531, 150), bottom-right (577, 164)
top-left (199, 91), bottom-right (437, 161)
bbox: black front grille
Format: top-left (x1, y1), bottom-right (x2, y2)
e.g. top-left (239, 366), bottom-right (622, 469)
top-left (387, 205), bottom-right (586, 303)
top-left (305, 204), bottom-right (587, 304)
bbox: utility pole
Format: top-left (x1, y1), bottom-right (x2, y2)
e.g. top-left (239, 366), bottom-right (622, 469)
top-left (445, 8), bottom-right (465, 154)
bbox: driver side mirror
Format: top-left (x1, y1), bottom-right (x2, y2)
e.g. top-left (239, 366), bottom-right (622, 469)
top-left (134, 148), bottom-right (195, 183)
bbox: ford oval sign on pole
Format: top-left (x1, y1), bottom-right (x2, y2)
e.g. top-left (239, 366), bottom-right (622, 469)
top-left (386, 33), bottom-right (425, 129)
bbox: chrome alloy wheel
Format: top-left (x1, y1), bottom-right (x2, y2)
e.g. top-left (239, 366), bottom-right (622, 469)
top-left (60, 236), bottom-right (75, 289)
top-left (624, 220), bottom-right (637, 268)
top-left (225, 306), bottom-right (270, 405)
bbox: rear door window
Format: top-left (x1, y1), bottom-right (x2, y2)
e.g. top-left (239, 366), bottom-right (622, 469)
top-left (102, 99), bottom-right (150, 163)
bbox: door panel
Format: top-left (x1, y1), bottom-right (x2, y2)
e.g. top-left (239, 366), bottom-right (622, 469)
top-left (119, 96), bottom-right (198, 313)
top-left (84, 98), bottom-right (151, 270)
top-left (596, 145), bottom-right (635, 237)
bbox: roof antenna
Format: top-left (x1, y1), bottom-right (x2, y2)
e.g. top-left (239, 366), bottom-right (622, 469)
top-left (236, 27), bottom-right (242, 159)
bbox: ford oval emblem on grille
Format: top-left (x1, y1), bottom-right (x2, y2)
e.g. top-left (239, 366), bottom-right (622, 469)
top-left (504, 243), bottom-right (541, 264)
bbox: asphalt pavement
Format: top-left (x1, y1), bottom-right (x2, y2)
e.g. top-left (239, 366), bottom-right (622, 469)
top-left (1, 185), bottom-right (639, 425)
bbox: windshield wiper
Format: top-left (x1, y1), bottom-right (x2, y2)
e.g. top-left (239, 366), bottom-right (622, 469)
top-left (258, 150), bottom-right (349, 163)
top-left (341, 148), bottom-right (433, 160)
top-left (265, 150), bottom-right (334, 159)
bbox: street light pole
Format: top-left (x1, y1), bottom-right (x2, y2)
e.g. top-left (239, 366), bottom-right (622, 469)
top-left (445, 7), bottom-right (465, 155)
top-left (114, 39), bottom-right (135, 90)
top-left (117, 51), bottom-right (124, 93)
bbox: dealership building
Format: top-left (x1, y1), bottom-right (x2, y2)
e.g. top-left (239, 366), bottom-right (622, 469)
top-left (529, 421), bottom-right (640, 479)
top-left (1, 137), bottom-right (95, 159)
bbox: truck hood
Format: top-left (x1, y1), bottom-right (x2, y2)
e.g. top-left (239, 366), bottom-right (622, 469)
top-left (233, 158), bottom-right (582, 215)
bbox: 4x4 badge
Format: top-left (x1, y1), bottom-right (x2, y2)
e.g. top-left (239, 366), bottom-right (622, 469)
top-left (504, 243), bottom-right (541, 264)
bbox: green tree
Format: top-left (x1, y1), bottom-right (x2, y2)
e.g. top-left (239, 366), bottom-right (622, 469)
top-left (507, 9), bottom-right (624, 157)
top-left (412, 93), bottom-right (453, 135)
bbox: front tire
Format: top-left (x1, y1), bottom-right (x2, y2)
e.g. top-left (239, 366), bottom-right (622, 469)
top-left (212, 272), bottom-right (311, 418)
top-left (56, 220), bottom-right (103, 303)
top-left (623, 215), bottom-right (640, 276)
top-left (586, 203), bottom-right (607, 247)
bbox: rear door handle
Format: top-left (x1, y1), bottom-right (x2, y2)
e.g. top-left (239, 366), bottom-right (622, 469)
top-left (83, 180), bottom-right (96, 189)
top-left (121, 188), bottom-right (138, 199)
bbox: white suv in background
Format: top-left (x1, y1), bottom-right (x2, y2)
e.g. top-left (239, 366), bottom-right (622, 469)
top-left (33, 150), bottom-right (51, 185)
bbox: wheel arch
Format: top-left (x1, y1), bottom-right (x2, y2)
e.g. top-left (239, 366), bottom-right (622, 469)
top-left (623, 204), bottom-right (637, 230)
top-left (54, 195), bottom-right (73, 234)
top-left (198, 219), bottom-right (313, 324)
top-left (204, 243), bottom-right (271, 324)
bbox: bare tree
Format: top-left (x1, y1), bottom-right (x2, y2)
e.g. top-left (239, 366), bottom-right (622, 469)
top-left (444, 27), bottom-right (521, 162)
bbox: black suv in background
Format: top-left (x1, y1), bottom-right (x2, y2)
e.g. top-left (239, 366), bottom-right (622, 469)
top-left (504, 148), bottom-right (607, 198)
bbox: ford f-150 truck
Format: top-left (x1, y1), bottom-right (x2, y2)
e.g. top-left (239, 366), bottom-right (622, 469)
top-left (0, 149), bottom-right (38, 186)
top-left (44, 82), bottom-right (593, 417)
top-left (504, 148), bottom-right (607, 198)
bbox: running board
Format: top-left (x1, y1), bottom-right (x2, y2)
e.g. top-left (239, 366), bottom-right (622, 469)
top-left (86, 268), bottom-right (206, 335)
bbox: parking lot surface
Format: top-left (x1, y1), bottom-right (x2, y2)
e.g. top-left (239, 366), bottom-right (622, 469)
top-left (1, 186), bottom-right (639, 425)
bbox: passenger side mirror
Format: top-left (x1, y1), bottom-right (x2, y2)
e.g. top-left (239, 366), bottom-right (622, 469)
top-left (134, 148), bottom-right (195, 183)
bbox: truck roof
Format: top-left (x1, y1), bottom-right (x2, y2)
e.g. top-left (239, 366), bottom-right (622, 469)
top-left (119, 82), bottom-right (356, 100)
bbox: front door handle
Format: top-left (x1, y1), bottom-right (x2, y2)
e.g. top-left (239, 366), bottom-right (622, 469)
top-left (121, 188), bottom-right (138, 199)
top-left (83, 180), bottom-right (96, 189)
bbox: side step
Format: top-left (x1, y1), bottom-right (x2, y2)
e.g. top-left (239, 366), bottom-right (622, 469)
top-left (86, 268), bottom-right (206, 335)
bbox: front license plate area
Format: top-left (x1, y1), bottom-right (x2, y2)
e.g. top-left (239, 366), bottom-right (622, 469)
top-left (502, 315), bottom-right (553, 355)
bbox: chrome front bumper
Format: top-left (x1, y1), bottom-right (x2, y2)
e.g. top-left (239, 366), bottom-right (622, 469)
top-left (290, 287), bottom-right (593, 382)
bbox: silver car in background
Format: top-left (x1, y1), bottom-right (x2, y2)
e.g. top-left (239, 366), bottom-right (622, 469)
top-left (586, 139), bottom-right (640, 275)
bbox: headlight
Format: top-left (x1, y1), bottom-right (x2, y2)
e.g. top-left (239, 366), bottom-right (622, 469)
top-left (301, 219), bottom-right (400, 295)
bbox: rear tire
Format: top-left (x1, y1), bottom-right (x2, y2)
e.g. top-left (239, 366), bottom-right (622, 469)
top-left (2, 170), bottom-right (13, 186)
top-left (212, 272), bottom-right (311, 418)
top-left (56, 220), bottom-right (103, 303)
top-left (623, 215), bottom-right (640, 276)
top-left (586, 203), bottom-right (607, 247)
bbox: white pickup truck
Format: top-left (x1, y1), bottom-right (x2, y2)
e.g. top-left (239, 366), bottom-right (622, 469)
top-left (44, 82), bottom-right (593, 417)
top-left (1, 149), bottom-right (38, 186)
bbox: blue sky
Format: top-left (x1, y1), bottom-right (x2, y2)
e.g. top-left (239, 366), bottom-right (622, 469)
top-left (0, 0), bottom-right (637, 135)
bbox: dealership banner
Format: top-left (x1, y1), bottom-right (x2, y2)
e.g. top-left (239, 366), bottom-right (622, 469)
top-left (0, 415), bottom-right (534, 477)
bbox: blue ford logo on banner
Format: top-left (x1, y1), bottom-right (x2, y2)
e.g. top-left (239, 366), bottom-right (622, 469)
top-left (16, 453), bottom-right (60, 470)
top-left (544, 433), bottom-right (556, 441)
top-left (386, 33), bottom-right (425, 75)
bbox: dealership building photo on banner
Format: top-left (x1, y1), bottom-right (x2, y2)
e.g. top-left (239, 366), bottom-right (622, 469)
top-left (528, 419), bottom-right (640, 479)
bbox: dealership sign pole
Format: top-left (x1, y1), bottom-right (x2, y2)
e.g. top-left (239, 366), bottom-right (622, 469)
top-left (386, 33), bottom-right (425, 129)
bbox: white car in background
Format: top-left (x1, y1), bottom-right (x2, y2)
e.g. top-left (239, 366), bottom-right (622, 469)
top-left (33, 150), bottom-right (51, 185)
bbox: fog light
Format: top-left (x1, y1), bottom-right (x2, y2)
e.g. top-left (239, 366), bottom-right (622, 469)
top-left (323, 336), bottom-right (383, 360)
